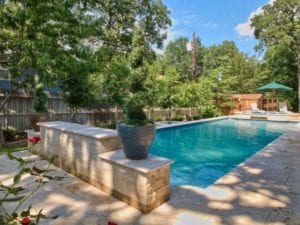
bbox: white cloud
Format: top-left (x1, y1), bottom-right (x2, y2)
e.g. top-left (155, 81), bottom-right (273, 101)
top-left (235, 0), bottom-right (275, 37)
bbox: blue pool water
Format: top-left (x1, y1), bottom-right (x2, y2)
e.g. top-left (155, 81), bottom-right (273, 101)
top-left (150, 119), bottom-right (294, 187)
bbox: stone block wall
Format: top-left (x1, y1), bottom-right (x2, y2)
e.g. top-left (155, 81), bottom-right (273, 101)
top-left (37, 122), bottom-right (121, 179)
top-left (99, 151), bottom-right (173, 213)
top-left (27, 121), bottom-right (173, 213)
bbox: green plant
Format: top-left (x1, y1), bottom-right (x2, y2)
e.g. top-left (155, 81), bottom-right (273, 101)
top-left (202, 105), bottom-right (219, 118)
top-left (0, 153), bottom-right (63, 224)
top-left (3, 126), bottom-right (16, 142)
top-left (172, 115), bottom-right (184, 121)
top-left (124, 97), bottom-right (148, 126)
top-left (154, 117), bottom-right (162, 122)
top-left (192, 115), bottom-right (201, 120)
top-left (32, 83), bottom-right (48, 113)
top-left (0, 143), bottom-right (27, 154)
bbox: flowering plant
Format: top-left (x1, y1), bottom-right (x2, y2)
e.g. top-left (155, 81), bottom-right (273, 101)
top-left (20, 217), bottom-right (32, 225)
top-left (0, 153), bottom-right (62, 225)
top-left (28, 136), bottom-right (41, 145)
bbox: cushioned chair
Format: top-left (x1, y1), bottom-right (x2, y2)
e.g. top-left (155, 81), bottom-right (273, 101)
top-left (279, 102), bottom-right (292, 114)
top-left (251, 103), bottom-right (266, 114)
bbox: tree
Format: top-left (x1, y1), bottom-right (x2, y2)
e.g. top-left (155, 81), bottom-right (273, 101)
top-left (85, 0), bottom-right (171, 53)
top-left (177, 81), bottom-right (213, 118)
top-left (124, 25), bottom-right (155, 126)
top-left (0, 0), bottom-right (98, 125)
top-left (156, 66), bottom-right (181, 121)
top-left (251, 0), bottom-right (300, 111)
top-left (59, 59), bottom-right (96, 122)
top-left (98, 55), bottom-right (130, 123)
top-left (163, 37), bottom-right (191, 80)
top-left (88, 0), bottom-right (171, 124)
top-left (163, 36), bottom-right (205, 81)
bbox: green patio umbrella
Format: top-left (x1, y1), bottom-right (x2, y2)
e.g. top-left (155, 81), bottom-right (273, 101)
top-left (256, 81), bottom-right (293, 111)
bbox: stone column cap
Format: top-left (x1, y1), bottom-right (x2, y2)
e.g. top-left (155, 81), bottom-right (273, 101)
top-left (100, 150), bottom-right (174, 174)
top-left (25, 129), bottom-right (40, 135)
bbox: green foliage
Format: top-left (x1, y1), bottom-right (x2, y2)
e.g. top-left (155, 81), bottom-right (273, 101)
top-left (124, 97), bottom-right (148, 126)
top-left (60, 61), bottom-right (96, 112)
top-left (251, 0), bottom-right (300, 111)
top-left (32, 80), bottom-right (48, 113)
top-left (99, 56), bottom-right (130, 107)
top-left (172, 115), bottom-right (184, 121)
top-left (156, 66), bottom-right (181, 109)
top-left (0, 0), bottom-right (93, 87)
top-left (89, 1), bottom-right (171, 125)
top-left (0, 143), bottom-right (27, 154)
top-left (3, 126), bottom-right (16, 142)
top-left (85, 0), bottom-right (171, 52)
top-left (0, 154), bottom-right (63, 224)
top-left (202, 105), bottom-right (220, 118)
top-left (163, 36), bottom-right (205, 81)
top-left (192, 115), bottom-right (201, 120)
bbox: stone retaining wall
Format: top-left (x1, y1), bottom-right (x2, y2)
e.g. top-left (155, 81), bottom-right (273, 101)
top-left (26, 121), bottom-right (172, 213)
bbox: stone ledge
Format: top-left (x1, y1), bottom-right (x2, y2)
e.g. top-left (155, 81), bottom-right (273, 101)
top-left (38, 121), bottom-right (118, 140)
top-left (100, 150), bottom-right (173, 174)
top-left (25, 129), bottom-right (40, 136)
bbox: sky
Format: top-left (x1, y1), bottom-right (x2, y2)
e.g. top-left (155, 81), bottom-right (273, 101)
top-left (161, 0), bottom-right (274, 56)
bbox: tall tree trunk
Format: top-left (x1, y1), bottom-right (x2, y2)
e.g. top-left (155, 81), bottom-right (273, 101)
top-left (0, 91), bottom-right (11, 147)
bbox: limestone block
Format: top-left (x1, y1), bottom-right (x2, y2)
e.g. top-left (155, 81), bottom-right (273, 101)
top-left (99, 150), bottom-right (173, 213)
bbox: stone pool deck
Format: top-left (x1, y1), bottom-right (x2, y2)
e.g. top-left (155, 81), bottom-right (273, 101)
top-left (0, 122), bottom-right (300, 225)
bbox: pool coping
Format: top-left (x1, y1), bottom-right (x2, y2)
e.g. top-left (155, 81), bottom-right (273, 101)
top-left (156, 115), bottom-right (299, 131)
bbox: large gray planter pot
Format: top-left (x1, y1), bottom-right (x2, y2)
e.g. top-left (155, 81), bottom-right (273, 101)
top-left (117, 123), bottom-right (156, 160)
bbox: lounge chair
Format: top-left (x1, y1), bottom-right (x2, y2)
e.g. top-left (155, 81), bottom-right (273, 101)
top-left (250, 103), bottom-right (266, 114)
top-left (279, 102), bottom-right (292, 114)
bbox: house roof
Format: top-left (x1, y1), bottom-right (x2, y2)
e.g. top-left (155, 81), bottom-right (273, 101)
top-left (0, 79), bottom-right (14, 90)
top-left (0, 79), bottom-right (61, 96)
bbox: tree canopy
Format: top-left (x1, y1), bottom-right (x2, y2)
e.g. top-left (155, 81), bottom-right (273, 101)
top-left (251, 0), bottom-right (300, 111)
top-left (1, 0), bottom-right (299, 122)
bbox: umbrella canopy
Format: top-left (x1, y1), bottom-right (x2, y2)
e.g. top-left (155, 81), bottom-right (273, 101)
top-left (256, 81), bottom-right (293, 92)
top-left (256, 81), bottom-right (293, 112)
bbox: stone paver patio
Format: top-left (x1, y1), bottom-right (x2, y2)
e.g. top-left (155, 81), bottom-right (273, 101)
top-left (1, 122), bottom-right (299, 225)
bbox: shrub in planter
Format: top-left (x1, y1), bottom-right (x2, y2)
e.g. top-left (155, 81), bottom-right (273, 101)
top-left (117, 97), bottom-right (155, 160)
top-left (30, 82), bottom-right (49, 131)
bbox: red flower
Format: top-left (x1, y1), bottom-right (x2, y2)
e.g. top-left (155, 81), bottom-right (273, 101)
top-left (108, 222), bottom-right (118, 225)
top-left (28, 136), bottom-right (41, 144)
top-left (20, 217), bottom-right (31, 225)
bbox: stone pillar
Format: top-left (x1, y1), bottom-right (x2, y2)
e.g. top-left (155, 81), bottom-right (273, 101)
top-left (100, 150), bottom-right (173, 213)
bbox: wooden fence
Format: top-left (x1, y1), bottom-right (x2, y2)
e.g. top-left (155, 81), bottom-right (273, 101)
top-left (0, 95), bottom-right (205, 131)
top-left (1, 105), bottom-right (201, 131)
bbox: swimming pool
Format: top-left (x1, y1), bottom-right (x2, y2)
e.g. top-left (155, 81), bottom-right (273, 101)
top-left (150, 119), bottom-right (294, 187)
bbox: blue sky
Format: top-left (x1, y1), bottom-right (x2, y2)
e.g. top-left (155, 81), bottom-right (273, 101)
top-left (161, 0), bottom-right (273, 56)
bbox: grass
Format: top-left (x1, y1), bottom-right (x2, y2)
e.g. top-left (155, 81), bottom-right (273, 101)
top-left (0, 142), bottom-right (27, 154)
